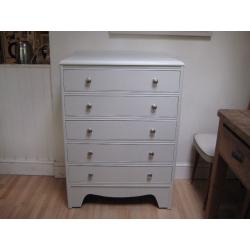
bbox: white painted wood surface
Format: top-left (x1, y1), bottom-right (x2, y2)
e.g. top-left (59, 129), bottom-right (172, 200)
top-left (63, 68), bottom-right (181, 92)
top-left (61, 51), bottom-right (184, 208)
top-left (68, 186), bottom-right (172, 208)
top-left (69, 166), bottom-right (173, 184)
top-left (64, 94), bottom-right (179, 118)
top-left (65, 119), bottom-right (177, 141)
top-left (60, 51), bottom-right (184, 66)
top-left (66, 143), bottom-right (175, 163)
top-left (0, 65), bottom-right (54, 171)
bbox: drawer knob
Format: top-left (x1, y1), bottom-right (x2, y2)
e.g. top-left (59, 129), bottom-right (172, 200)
top-left (88, 173), bottom-right (93, 180)
top-left (231, 150), bottom-right (244, 163)
top-left (152, 78), bottom-right (158, 85)
top-left (85, 77), bottom-right (92, 85)
top-left (147, 173), bottom-right (153, 181)
top-left (86, 128), bottom-right (93, 135)
top-left (87, 151), bottom-right (93, 158)
top-left (86, 103), bottom-right (92, 111)
top-left (148, 152), bottom-right (155, 158)
top-left (151, 104), bottom-right (157, 112)
top-left (150, 128), bottom-right (156, 135)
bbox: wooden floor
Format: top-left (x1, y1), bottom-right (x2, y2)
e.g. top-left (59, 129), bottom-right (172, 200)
top-left (0, 175), bottom-right (246, 219)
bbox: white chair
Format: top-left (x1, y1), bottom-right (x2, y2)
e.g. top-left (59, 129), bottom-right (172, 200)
top-left (191, 133), bottom-right (217, 208)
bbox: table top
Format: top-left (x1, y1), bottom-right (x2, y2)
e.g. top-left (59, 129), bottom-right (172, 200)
top-left (218, 109), bottom-right (250, 146)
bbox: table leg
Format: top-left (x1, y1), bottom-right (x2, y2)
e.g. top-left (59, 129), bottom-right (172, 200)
top-left (240, 192), bottom-right (250, 218)
top-left (205, 154), bottom-right (227, 218)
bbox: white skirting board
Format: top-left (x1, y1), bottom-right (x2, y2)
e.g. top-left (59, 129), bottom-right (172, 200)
top-left (175, 162), bottom-right (210, 179)
top-left (0, 160), bottom-right (54, 176)
top-left (0, 160), bottom-right (67, 178)
top-left (53, 161), bottom-right (66, 178)
top-left (0, 160), bottom-right (211, 179)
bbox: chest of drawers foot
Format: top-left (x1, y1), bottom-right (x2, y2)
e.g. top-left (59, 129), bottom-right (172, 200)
top-left (67, 185), bottom-right (172, 209)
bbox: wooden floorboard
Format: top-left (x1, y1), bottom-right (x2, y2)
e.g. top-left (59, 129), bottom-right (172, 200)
top-left (0, 175), bottom-right (247, 219)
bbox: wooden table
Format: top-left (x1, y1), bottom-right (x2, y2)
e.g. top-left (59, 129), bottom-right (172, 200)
top-left (205, 109), bottom-right (250, 218)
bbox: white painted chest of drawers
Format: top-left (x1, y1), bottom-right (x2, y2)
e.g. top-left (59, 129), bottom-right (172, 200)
top-left (60, 51), bottom-right (184, 208)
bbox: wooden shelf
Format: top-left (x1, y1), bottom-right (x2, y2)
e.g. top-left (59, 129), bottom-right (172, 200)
top-left (0, 64), bottom-right (50, 69)
top-left (0, 31), bottom-right (50, 64)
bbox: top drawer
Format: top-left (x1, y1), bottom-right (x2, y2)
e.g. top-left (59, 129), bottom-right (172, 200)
top-left (63, 68), bottom-right (181, 93)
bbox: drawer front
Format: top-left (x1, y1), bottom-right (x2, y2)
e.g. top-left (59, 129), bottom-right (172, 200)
top-left (64, 95), bottom-right (178, 118)
top-left (65, 120), bottom-right (177, 141)
top-left (66, 143), bottom-right (175, 163)
top-left (63, 69), bottom-right (180, 92)
top-left (220, 126), bottom-right (250, 187)
top-left (68, 166), bottom-right (173, 185)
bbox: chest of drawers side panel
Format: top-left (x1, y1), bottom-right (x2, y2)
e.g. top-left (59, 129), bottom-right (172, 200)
top-left (170, 66), bottom-right (184, 184)
top-left (60, 65), bottom-right (72, 205)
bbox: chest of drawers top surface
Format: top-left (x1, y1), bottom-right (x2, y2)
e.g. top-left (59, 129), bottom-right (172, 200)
top-left (60, 51), bottom-right (184, 66)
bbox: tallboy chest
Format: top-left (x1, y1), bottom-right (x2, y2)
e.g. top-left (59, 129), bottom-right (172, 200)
top-left (60, 51), bottom-right (184, 208)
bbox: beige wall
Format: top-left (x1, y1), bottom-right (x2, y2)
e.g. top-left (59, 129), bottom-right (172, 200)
top-left (50, 31), bottom-right (250, 174)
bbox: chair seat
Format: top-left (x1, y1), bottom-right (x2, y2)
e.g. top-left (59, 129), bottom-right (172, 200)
top-left (193, 133), bottom-right (217, 163)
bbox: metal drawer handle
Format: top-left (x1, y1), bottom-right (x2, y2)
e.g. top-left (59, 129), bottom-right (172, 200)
top-left (85, 77), bottom-right (92, 85)
top-left (152, 78), bottom-right (158, 85)
top-left (231, 150), bottom-right (244, 163)
top-left (150, 128), bottom-right (156, 135)
top-left (88, 173), bottom-right (93, 180)
top-left (148, 152), bottom-right (155, 158)
top-left (151, 104), bottom-right (157, 112)
top-left (147, 173), bottom-right (153, 181)
top-left (86, 103), bottom-right (92, 110)
top-left (86, 128), bottom-right (93, 135)
top-left (87, 151), bottom-right (93, 158)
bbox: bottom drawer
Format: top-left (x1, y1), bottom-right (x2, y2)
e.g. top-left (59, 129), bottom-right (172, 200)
top-left (68, 166), bottom-right (173, 185)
